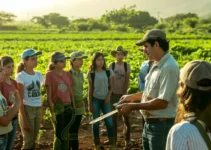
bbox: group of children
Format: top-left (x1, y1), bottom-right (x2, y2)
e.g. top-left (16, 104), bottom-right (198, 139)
top-left (0, 45), bottom-right (132, 150)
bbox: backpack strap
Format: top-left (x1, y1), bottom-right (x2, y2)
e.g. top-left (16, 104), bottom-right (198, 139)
top-left (105, 69), bottom-right (110, 89)
top-left (112, 62), bottom-right (115, 71)
top-left (190, 120), bottom-right (211, 149)
top-left (124, 62), bottom-right (127, 72)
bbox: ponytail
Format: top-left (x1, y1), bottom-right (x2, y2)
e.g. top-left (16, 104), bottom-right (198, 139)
top-left (46, 63), bottom-right (55, 72)
top-left (17, 62), bottom-right (25, 73)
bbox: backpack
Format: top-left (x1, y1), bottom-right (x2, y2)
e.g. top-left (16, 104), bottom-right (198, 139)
top-left (111, 62), bottom-right (127, 72)
top-left (190, 119), bottom-right (211, 149)
top-left (90, 69), bottom-right (110, 91)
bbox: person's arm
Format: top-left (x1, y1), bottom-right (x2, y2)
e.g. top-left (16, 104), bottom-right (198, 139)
top-left (88, 79), bottom-right (94, 113)
top-left (17, 84), bottom-right (27, 122)
top-left (45, 85), bottom-right (56, 123)
top-left (123, 64), bottom-right (131, 94)
top-left (0, 91), bottom-right (21, 126)
top-left (119, 92), bottom-right (143, 103)
top-left (117, 98), bottom-right (168, 116)
top-left (105, 75), bottom-right (114, 104)
top-left (46, 86), bottom-right (54, 114)
top-left (123, 72), bottom-right (130, 94)
top-left (17, 83), bottom-right (31, 131)
top-left (70, 87), bottom-right (75, 108)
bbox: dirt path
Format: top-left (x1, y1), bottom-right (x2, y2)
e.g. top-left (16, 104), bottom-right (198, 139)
top-left (13, 111), bottom-right (144, 150)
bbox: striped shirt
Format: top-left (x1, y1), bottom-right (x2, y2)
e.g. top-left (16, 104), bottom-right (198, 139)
top-left (166, 121), bottom-right (211, 150)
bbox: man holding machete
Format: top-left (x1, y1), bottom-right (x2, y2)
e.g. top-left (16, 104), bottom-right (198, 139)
top-left (117, 29), bottom-right (179, 150)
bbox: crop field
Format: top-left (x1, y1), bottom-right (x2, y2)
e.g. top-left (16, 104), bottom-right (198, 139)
top-left (1, 32), bottom-right (211, 149)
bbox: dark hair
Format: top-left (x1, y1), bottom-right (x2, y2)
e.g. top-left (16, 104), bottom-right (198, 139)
top-left (0, 56), bottom-right (14, 66)
top-left (146, 38), bottom-right (169, 52)
top-left (46, 52), bottom-right (63, 72)
top-left (70, 58), bottom-right (76, 67)
top-left (89, 52), bottom-right (106, 72)
top-left (17, 56), bottom-right (29, 73)
top-left (175, 79), bottom-right (211, 131)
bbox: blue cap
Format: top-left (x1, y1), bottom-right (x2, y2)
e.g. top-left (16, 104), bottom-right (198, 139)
top-left (21, 49), bottom-right (42, 59)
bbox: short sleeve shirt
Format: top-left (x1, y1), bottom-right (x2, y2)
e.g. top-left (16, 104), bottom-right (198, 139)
top-left (87, 69), bottom-right (114, 100)
top-left (0, 79), bottom-right (18, 107)
top-left (140, 53), bottom-right (179, 119)
top-left (16, 71), bottom-right (44, 107)
top-left (109, 62), bottom-right (131, 94)
top-left (45, 71), bottom-right (73, 104)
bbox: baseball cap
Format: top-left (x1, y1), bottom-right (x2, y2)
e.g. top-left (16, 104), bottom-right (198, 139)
top-left (51, 53), bottom-right (70, 62)
top-left (21, 49), bottom-right (42, 59)
top-left (136, 29), bottom-right (167, 46)
top-left (69, 51), bottom-right (87, 62)
top-left (180, 60), bottom-right (211, 91)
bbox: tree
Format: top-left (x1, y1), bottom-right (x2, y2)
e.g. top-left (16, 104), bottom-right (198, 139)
top-left (101, 5), bottom-right (158, 29)
top-left (185, 18), bottom-right (199, 28)
top-left (31, 15), bottom-right (51, 28)
top-left (48, 13), bottom-right (69, 28)
top-left (31, 13), bottom-right (69, 29)
top-left (0, 11), bottom-right (16, 25)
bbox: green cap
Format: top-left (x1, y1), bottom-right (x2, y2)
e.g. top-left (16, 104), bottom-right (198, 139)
top-left (51, 53), bottom-right (70, 62)
top-left (69, 51), bottom-right (88, 62)
top-left (136, 29), bottom-right (167, 46)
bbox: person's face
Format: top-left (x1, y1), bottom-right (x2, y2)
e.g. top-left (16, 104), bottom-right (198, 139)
top-left (142, 42), bottom-right (158, 61)
top-left (54, 59), bottom-right (66, 69)
top-left (0, 61), bottom-right (4, 82)
top-left (3, 62), bottom-right (14, 77)
top-left (115, 52), bottom-right (124, 62)
top-left (72, 58), bottom-right (83, 69)
top-left (24, 55), bottom-right (38, 68)
top-left (95, 56), bottom-right (104, 68)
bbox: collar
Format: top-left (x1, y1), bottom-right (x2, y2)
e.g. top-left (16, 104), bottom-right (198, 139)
top-left (155, 52), bottom-right (170, 68)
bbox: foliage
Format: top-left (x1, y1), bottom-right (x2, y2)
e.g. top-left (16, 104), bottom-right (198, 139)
top-left (31, 13), bottom-right (69, 29)
top-left (0, 11), bottom-right (16, 25)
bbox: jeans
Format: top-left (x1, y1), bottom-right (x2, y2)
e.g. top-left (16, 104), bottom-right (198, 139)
top-left (0, 134), bottom-right (8, 150)
top-left (69, 115), bottom-right (82, 150)
top-left (7, 118), bottom-right (18, 150)
top-left (142, 119), bottom-right (174, 150)
top-left (92, 97), bottom-right (115, 144)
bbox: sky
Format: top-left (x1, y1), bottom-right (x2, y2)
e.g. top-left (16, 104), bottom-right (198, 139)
top-left (0, 0), bottom-right (210, 20)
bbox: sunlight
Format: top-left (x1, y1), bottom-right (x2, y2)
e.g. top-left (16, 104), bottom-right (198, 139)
top-left (0, 0), bottom-right (82, 12)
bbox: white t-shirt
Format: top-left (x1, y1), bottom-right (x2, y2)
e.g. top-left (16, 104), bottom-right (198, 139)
top-left (16, 71), bottom-right (44, 107)
top-left (166, 121), bottom-right (211, 150)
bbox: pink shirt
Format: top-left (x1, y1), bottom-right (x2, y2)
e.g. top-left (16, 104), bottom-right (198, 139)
top-left (0, 78), bottom-right (18, 107)
top-left (45, 71), bottom-right (73, 104)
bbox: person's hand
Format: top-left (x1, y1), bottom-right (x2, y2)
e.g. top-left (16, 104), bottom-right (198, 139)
top-left (116, 103), bottom-right (132, 116)
top-left (23, 120), bottom-right (31, 132)
top-left (51, 112), bottom-right (56, 124)
top-left (88, 104), bottom-right (94, 113)
top-left (104, 96), bottom-right (110, 105)
top-left (119, 95), bottom-right (131, 104)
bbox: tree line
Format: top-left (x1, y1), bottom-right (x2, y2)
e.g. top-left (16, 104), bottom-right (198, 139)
top-left (1, 5), bottom-right (211, 33)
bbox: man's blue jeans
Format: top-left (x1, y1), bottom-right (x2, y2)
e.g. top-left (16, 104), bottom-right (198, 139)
top-left (92, 97), bottom-right (115, 142)
top-left (142, 119), bottom-right (174, 150)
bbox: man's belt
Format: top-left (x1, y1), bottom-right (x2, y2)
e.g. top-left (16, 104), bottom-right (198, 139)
top-left (145, 118), bottom-right (175, 123)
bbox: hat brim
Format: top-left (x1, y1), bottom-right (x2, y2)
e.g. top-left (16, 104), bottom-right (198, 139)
top-left (110, 51), bottom-right (128, 57)
top-left (70, 55), bottom-right (88, 61)
top-left (136, 39), bottom-right (147, 46)
top-left (33, 51), bottom-right (42, 56)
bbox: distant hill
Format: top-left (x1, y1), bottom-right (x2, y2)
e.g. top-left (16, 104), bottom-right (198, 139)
top-left (12, 0), bottom-right (211, 20)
